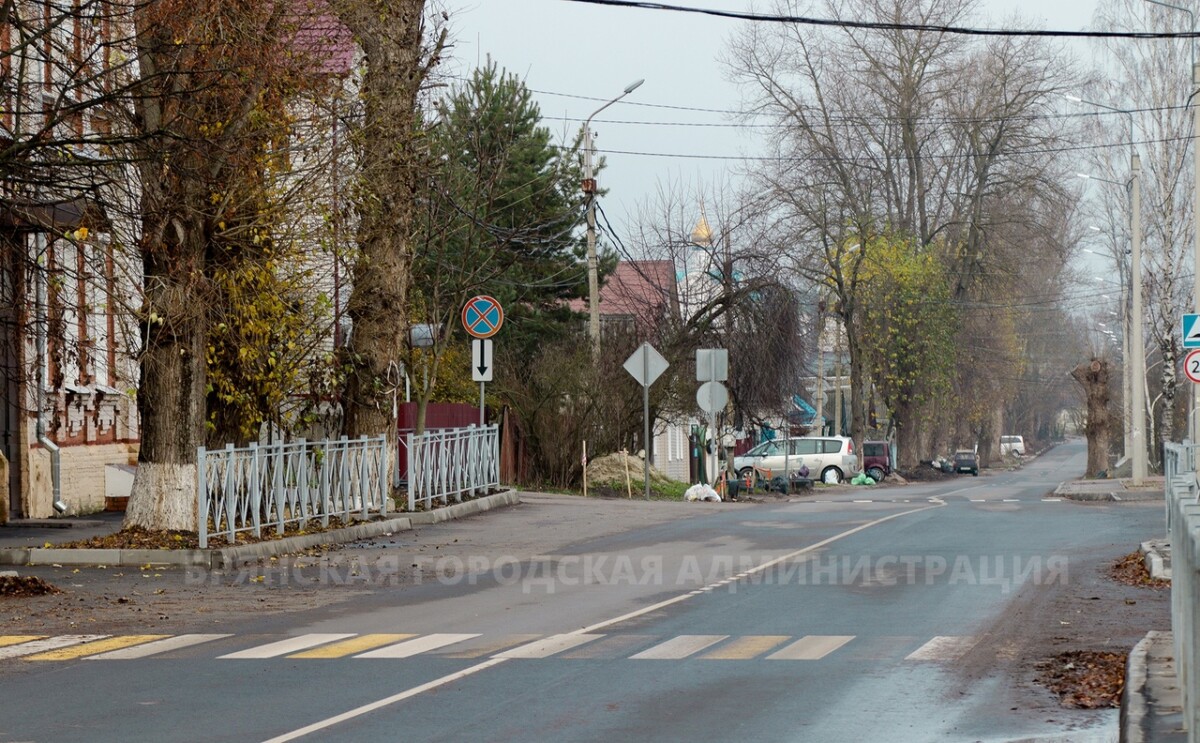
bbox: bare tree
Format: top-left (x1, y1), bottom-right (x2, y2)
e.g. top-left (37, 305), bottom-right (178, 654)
top-left (726, 0), bottom-right (1080, 460)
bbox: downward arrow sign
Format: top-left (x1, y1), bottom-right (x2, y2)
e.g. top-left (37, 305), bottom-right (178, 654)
top-left (472, 338), bottom-right (493, 382)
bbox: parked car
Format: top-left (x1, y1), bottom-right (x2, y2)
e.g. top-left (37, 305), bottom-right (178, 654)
top-left (953, 449), bottom-right (979, 476)
top-left (862, 440), bottom-right (892, 482)
top-left (1000, 435), bottom-right (1026, 457)
top-left (734, 435), bottom-right (859, 484)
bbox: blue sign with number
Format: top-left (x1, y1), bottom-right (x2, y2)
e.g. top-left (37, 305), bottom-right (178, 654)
top-left (1184, 314), bottom-right (1200, 349)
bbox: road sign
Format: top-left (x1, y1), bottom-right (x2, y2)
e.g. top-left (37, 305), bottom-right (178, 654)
top-left (696, 349), bottom-right (729, 382)
top-left (696, 381), bottom-right (729, 414)
top-left (462, 295), bottom-right (504, 339)
top-left (1185, 314), bottom-right (1200, 349)
top-left (472, 338), bottom-right (493, 382)
top-left (1186, 349), bottom-right (1200, 384)
top-left (623, 343), bottom-right (668, 387)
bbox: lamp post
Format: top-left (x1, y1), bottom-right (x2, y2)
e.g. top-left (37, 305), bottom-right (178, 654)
top-left (583, 79), bottom-right (644, 358)
top-left (1085, 244), bottom-right (1132, 459)
top-left (1069, 95), bottom-right (1146, 485)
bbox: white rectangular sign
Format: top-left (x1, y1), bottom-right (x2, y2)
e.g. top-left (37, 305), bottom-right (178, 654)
top-left (472, 338), bottom-right (493, 382)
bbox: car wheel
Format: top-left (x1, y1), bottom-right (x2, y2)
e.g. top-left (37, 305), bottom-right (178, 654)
top-left (821, 467), bottom-right (843, 484)
top-left (866, 467), bottom-right (885, 482)
top-left (972, 470), bottom-right (979, 476)
top-left (737, 467), bottom-right (755, 483)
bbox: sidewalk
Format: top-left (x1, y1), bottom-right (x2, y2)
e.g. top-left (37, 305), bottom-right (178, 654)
top-left (1123, 532), bottom-right (1184, 741)
top-left (1054, 476), bottom-right (1165, 502)
top-left (0, 511), bottom-right (125, 551)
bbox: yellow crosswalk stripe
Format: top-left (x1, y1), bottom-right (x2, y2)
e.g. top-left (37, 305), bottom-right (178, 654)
top-left (24, 635), bottom-right (170, 661)
top-left (288, 634), bottom-right (416, 659)
top-left (0, 636), bottom-right (45, 649)
top-left (700, 635), bottom-right (791, 660)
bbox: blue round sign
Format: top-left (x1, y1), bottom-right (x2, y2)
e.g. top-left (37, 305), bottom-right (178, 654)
top-left (462, 295), bottom-right (504, 339)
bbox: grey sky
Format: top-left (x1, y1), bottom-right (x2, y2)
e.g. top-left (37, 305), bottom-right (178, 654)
top-left (445, 0), bottom-right (1104, 234)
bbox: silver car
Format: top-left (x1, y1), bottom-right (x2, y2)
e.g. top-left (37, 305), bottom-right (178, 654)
top-left (733, 436), bottom-right (859, 484)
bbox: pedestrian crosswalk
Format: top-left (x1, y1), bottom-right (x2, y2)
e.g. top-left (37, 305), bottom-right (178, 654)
top-left (0, 632), bottom-right (980, 663)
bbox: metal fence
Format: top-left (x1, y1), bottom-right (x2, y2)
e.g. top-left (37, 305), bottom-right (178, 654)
top-left (407, 424), bottom-right (499, 511)
top-left (1164, 441), bottom-right (1200, 740)
top-left (197, 435), bottom-right (390, 548)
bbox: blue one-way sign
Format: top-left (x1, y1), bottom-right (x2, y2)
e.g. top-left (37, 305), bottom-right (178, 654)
top-left (1184, 314), bottom-right (1200, 349)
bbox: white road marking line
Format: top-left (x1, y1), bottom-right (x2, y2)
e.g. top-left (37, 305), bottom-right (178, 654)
top-left (87, 634), bottom-right (232, 660)
top-left (0, 635), bottom-right (107, 660)
top-left (1042, 498), bottom-right (1062, 502)
top-left (220, 634), bottom-right (355, 659)
top-left (630, 635), bottom-right (728, 660)
top-left (853, 499), bottom-right (872, 503)
top-left (766, 635), bottom-right (855, 660)
top-left (355, 633), bottom-right (479, 659)
top-left (494, 634), bottom-right (602, 659)
top-left (970, 499), bottom-right (986, 502)
top-left (905, 635), bottom-right (979, 661)
top-left (1002, 499), bottom-right (1020, 502)
top-left (260, 502), bottom-right (944, 743)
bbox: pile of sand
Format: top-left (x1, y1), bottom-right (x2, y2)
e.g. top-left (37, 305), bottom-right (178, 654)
top-left (586, 450), bottom-right (673, 485)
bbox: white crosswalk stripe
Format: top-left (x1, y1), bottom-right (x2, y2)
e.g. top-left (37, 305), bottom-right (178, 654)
top-left (905, 635), bottom-right (978, 661)
top-left (0, 635), bottom-right (108, 660)
top-left (630, 635), bottom-right (728, 660)
top-left (355, 633), bottom-right (480, 659)
top-left (220, 634), bottom-right (355, 659)
top-left (88, 634), bottom-right (233, 660)
top-left (495, 634), bottom-right (603, 659)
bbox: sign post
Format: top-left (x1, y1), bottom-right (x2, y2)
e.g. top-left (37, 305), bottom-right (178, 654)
top-left (463, 296), bottom-right (503, 426)
top-left (623, 343), bottom-right (669, 500)
top-left (696, 349), bottom-right (729, 486)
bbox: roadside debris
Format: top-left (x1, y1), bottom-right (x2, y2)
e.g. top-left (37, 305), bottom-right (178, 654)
top-left (0, 575), bottom-right (62, 598)
top-left (684, 484), bottom-right (722, 502)
top-left (1034, 650), bottom-right (1126, 708)
top-left (1110, 551), bottom-right (1168, 589)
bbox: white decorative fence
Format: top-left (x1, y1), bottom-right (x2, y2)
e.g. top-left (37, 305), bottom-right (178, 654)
top-left (197, 435), bottom-right (390, 548)
top-left (1164, 441), bottom-right (1200, 740)
top-left (407, 424), bottom-right (499, 511)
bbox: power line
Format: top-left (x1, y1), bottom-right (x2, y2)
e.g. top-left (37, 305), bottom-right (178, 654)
top-left (561, 0), bottom-right (1200, 39)
top-left (555, 132), bottom-right (1196, 163)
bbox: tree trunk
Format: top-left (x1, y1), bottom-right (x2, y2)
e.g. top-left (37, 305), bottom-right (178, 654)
top-left (1161, 336), bottom-right (1177, 456)
top-left (125, 225), bottom-right (207, 530)
top-left (337, 0), bottom-right (437, 450)
top-left (1071, 359), bottom-right (1111, 478)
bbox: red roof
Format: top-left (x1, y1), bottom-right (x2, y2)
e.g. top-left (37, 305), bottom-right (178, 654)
top-left (568, 260), bottom-right (678, 335)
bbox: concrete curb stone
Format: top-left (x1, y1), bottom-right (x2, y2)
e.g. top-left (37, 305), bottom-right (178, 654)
top-left (1121, 631), bottom-right (1155, 743)
top-left (1140, 539), bottom-right (1172, 581)
top-left (0, 490), bottom-right (520, 569)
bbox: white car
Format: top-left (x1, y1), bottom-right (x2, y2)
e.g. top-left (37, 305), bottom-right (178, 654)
top-left (733, 436), bottom-right (859, 484)
top-left (1000, 435), bottom-right (1026, 457)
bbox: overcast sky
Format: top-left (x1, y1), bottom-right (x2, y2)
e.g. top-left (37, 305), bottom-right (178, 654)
top-left (443, 0), bottom-right (1107, 242)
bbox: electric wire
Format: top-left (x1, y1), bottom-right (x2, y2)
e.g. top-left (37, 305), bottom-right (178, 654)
top-left (560, 0), bottom-right (1200, 39)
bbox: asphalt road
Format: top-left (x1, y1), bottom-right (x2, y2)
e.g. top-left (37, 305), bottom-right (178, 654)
top-left (0, 439), bottom-right (1165, 742)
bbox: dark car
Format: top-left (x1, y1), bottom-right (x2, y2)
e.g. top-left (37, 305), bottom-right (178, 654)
top-left (953, 449), bottom-right (979, 476)
top-left (862, 440), bottom-right (892, 482)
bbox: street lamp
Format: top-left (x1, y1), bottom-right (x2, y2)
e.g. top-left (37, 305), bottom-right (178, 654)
top-left (583, 78), bottom-right (645, 358)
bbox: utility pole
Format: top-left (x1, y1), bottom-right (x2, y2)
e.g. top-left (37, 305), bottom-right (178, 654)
top-left (1131, 153), bottom-right (1146, 484)
top-left (582, 79), bottom-right (644, 358)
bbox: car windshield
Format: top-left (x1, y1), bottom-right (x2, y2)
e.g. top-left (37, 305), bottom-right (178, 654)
top-left (863, 444), bottom-right (885, 456)
top-left (954, 451), bottom-right (975, 462)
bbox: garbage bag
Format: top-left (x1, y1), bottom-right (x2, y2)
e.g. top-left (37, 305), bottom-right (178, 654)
top-left (851, 473), bottom-right (874, 486)
top-left (685, 484), bottom-right (722, 502)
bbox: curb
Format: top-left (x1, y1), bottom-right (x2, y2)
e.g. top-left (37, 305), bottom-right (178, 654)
top-left (1121, 632), bottom-right (1155, 743)
top-left (0, 490), bottom-right (521, 569)
top-left (1140, 539), bottom-right (1172, 581)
